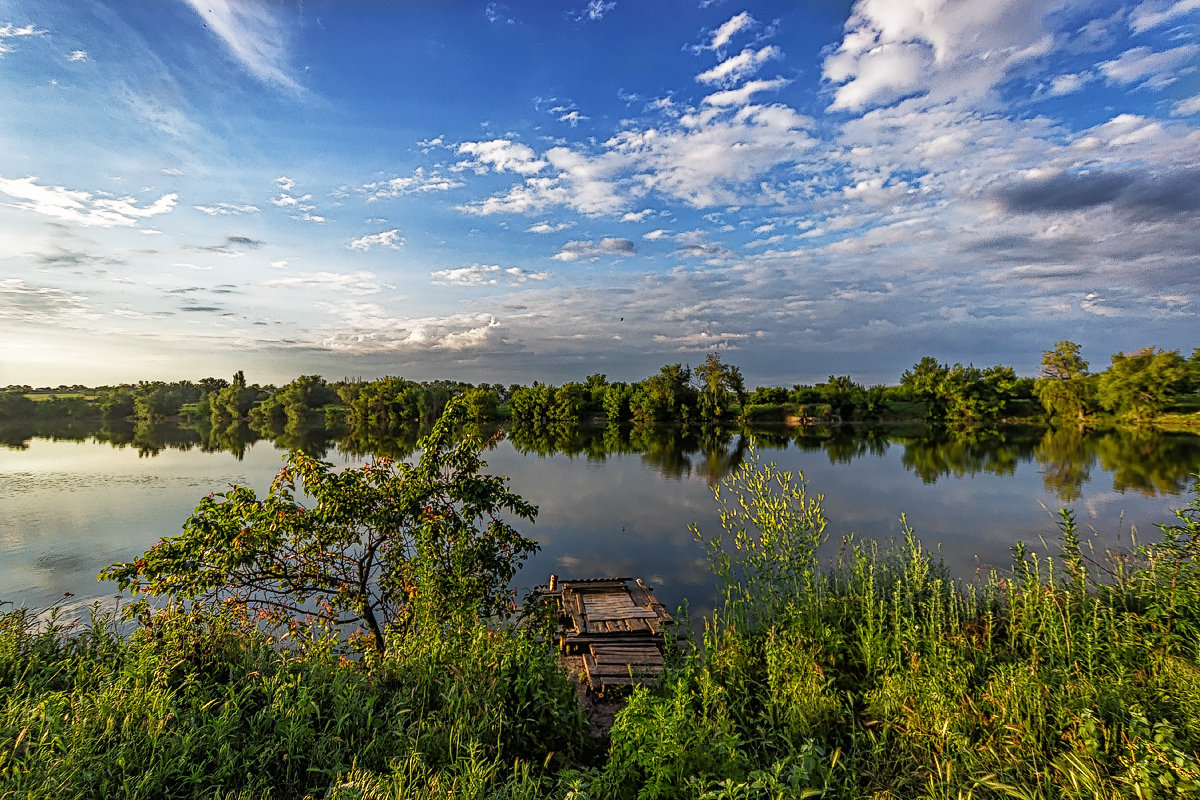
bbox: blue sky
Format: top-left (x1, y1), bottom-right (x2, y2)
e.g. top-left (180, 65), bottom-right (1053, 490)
top-left (2, 0), bottom-right (1198, 388)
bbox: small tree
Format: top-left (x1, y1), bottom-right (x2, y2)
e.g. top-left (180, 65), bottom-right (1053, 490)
top-left (101, 399), bottom-right (538, 652)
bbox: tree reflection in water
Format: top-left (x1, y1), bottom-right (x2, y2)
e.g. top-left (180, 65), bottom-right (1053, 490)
top-left (3, 416), bottom-right (1197, 499)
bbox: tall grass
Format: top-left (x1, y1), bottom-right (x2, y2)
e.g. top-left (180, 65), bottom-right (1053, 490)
top-left (0, 603), bottom-right (584, 799)
top-left (587, 456), bottom-right (1200, 799)
top-left (3, 458), bottom-right (1199, 798)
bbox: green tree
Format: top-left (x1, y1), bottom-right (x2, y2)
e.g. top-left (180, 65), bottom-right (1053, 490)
top-left (1097, 347), bottom-right (1188, 419)
top-left (694, 352), bottom-right (746, 422)
top-left (101, 399), bottom-right (538, 653)
top-left (630, 364), bottom-right (695, 422)
top-left (900, 357), bottom-right (951, 420)
top-left (1034, 341), bottom-right (1094, 422)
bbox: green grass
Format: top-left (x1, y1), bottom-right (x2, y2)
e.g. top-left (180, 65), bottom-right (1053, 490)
top-left (4, 464), bottom-right (1200, 798)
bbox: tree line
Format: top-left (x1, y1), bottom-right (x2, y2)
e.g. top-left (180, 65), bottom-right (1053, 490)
top-left (3, 342), bottom-right (1198, 429)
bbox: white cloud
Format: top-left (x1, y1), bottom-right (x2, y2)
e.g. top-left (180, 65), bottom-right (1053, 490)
top-left (0, 175), bottom-right (177, 227)
top-left (1100, 44), bottom-right (1200, 90)
top-left (824, 0), bottom-right (1054, 111)
top-left (1172, 94), bottom-right (1200, 115)
top-left (558, 110), bottom-right (589, 126)
top-left (485, 3), bottom-right (516, 25)
top-left (271, 176), bottom-right (325, 223)
top-left (455, 139), bottom-right (547, 175)
top-left (180, 0), bottom-right (301, 92)
top-left (702, 77), bottom-right (790, 107)
top-left (347, 229), bottom-right (405, 252)
top-left (260, 271), bottom-right (390, 296)
top-left (621, 208), bottom-right (654, 222)
top-left (1045, 72), bottom-right (1091, 96)
top-left (580, 1), bottom-right (616, 22)
top-left (67, 49), bottom-right (87, 62)
top-left (0, 279), bottom-right (92, 323)
top-left (551, 237), bottom-right (636, 261)
top-left (696, 46), bottom-right (781, 86)
top-left (526, 220), bottom-right (573, 233)
top-left (360, 169), bottom-right (463, 200)
top-left (316, 309), bottom-right (502, 354)
top-left (457, 176), bottom-right (569, 215)
top-left (0, 22), bottom-right (45, 56)
top-left (194, 202), bottom-right (260, 216)
top-left (430, 264), bottom-right (550, 285)
top-left (1129, 0), bottom-right (1200, 34)
top-left (644, 229), bottom-right (670, 240)
top-left (699, 12), bottom-right (755, 52)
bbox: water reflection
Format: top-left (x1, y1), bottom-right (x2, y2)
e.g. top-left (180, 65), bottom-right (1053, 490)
top-left (3, 417), bottom-right (1197, 499)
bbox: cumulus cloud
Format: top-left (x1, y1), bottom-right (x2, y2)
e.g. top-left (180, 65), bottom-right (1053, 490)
top-left (316, 308), bottom-right (502, 354)
top-left (271, 176), bottom-right (325, 223)
top-left (67, 49), bottom-right (87, 62)
top-left (347, 229), bottom-right (405, 251)
top-left (430, 264), bottom-right (550, 286)
top-left (360, 168), bottom-right (463, 200)
top-left (526, 220), bottom-right (573, 234)
top-left (696, 45), bottom-right (781, 86)
top-left (1044, 72), bottom-right (1091, 96)
top-left (455, 139), bottom-right (547, 175)
top-left (823, 0), bottom-right (1054, 111)
top-left (0, 175), bottom-right (177, 227)
top-left (180, 0), bottom-right (301, 92)
top-left (552, 237), bottom-right (636, 261)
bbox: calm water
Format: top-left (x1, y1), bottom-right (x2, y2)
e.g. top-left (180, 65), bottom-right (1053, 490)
top-left (2, 422), bottom-right (1198, 620)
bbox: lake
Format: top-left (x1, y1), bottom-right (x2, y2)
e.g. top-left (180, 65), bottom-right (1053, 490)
top-left (2, 420), bottom-right (1197, 622)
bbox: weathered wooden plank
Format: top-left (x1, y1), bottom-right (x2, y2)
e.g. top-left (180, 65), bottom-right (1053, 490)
top-left (627, 584), bottom-right (651, 607)
top-left (586, 664), bottom-right (663, 678)
top-left (594, 655), bottom-right (664, 667)
top-left (580, 654), bottom-right (602, 692)
top-left (592, 648), bottom-right (663, 659)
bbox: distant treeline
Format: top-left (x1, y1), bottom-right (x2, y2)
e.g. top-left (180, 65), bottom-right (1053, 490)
top-left (3, 343), bottom-right (1199, 428)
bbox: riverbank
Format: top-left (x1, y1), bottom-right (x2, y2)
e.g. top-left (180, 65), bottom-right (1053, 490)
top-left (3, 469), bottom-right (1198, 798)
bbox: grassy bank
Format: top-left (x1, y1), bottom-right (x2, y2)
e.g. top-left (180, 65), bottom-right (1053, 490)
top-left (3, 469), bottom-right (1199, 798)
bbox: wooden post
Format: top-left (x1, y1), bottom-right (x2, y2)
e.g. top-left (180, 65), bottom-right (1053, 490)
top-left (548, 573), bottom-right (558, 591)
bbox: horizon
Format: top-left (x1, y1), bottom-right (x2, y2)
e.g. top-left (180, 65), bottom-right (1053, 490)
top-left (3, 1), bottom-right (1198, 388)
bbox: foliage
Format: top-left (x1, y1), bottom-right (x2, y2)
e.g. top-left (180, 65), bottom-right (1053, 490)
top-left (1097, 347), bottom-right (1189, 419)
top-left (631, 364), bottom-right (697, 423)
top-left (100, 398), bottom-right (539, 652)
top-left (1035, 340), bottom-right (1096, 421)
top-left (693, 448), bottom-right (828, 629)
top-left (0, 603), bottom-right (584, 800)
top-left (902, 357), bottom-right (1030, 422)
top-left (694, 352), bottom-right (746, 423)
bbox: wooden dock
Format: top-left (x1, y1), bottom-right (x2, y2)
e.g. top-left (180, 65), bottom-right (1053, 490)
top-left (540, 575), bottom-right (673, 695)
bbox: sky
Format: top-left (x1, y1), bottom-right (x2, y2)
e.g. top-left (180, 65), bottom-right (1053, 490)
top-left (1, 0), bottom-right (1198, 389)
